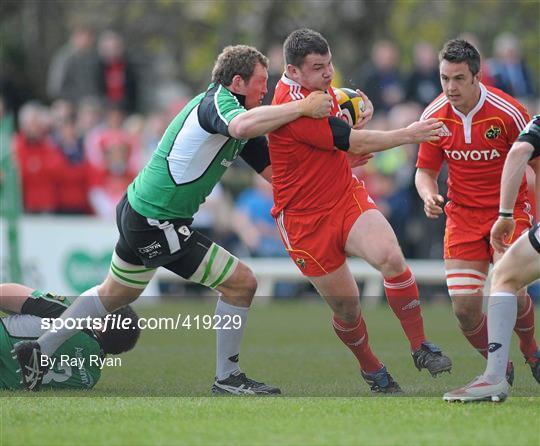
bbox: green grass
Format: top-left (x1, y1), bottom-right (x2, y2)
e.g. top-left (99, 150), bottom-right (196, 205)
top-left (1, 301), bottom-right (539, 445)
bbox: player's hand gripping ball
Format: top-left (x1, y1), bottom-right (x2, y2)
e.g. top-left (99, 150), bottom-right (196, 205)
top-left (335, 88), bottom-right (366, 126)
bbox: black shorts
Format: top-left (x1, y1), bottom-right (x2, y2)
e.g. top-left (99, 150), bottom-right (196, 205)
top-left (115, 194), bottom-right (212, 279)
top-left (528, 223), bottom-right (540, 255)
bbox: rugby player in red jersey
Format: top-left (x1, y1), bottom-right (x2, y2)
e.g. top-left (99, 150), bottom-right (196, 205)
top-left (444, 115), bottom-right (540, 402)
top-left (269, 28), bottom-right (450, 393)
top-left (415, 39), bottom-right (538, 386)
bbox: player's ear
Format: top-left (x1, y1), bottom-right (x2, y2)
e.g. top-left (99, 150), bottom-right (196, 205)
top-left (229, 74), bottom-right (245, 93)
top-left (286, 64), bottom-right (300, 81)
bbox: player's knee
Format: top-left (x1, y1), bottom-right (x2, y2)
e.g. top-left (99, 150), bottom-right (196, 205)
top-left (98, 275), bottom-right (142, 307)
top-left (491, 264), bottom-right (518, 294)
top-left (240, 267), bottom-right (258, 298)
top-left (332, 299), bottom-right (360, 323)
top-left (452, 302), bottom-right (482, 330)
top-left (377, 249), bottom-right (406, 277)
top-left (230, 263), bottom-right (258, 298)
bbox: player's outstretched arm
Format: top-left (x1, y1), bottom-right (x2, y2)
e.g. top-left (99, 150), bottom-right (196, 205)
top-left (0, 283), bottom-right (35, 314)
top-left (415, 168), bottom-right (445, 219)
top-left (228, 91), bottom-right (332, 140)
top-left (347, 118), bottom-right (442, 155)
top-left (491, 140), bottom-right (535, 253)
top-left (499, 140), bottom-right (535, 215)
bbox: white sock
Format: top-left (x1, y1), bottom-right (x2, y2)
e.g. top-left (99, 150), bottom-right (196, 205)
top-left (215, 298), bottom-right (248, 380)
top-left (484, 292), bottom-right (517, 384)
top-left (38, 286), bottom-right (109, 357)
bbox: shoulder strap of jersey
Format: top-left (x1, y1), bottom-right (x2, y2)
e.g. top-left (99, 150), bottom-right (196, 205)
top-left (198, 83), bottom-right (246, 137)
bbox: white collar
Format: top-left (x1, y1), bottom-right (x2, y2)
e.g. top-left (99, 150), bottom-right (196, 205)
top-left (451, 83), bottom-right (487, 144)
top-left (280, 73), bottom-right (302, 87)
top-left (451, 82), bottom-right (487, 120)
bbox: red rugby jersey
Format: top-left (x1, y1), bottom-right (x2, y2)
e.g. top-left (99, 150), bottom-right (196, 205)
top-left (417, 83), bottom-right (530, 208)
top-left (269, 75), bottom-right (355, 217)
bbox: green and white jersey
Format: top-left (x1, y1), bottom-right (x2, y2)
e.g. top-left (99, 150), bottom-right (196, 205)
top-left (128, 82), bottom-right (248, 220)
top-left (0, 291), bottom-right (102, 390)
top-left (517, 114), bottom-right (540, 158)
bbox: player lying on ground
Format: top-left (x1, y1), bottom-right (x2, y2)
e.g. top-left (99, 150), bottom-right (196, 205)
top-left (444, 115), bottom-right (540, 402)
top-left (268, 28), bottom-right (451, 394)
top-left (0, 283), bottom-right (139, 390)
top-left (415, 39), bottom-right (538, 387)
top-left (13, 45), bottom-right (332, 394)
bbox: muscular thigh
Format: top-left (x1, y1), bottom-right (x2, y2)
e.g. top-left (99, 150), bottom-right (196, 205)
top-left (492, 225), bottom-right (540, 292)
top-left (344, 209), bottom-right (402, 268)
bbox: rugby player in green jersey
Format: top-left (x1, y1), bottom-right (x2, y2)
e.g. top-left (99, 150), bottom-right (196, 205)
top-left (1, 283), bottom-right (138, 390)
top-left (14, 45), bottom-right (332, 394)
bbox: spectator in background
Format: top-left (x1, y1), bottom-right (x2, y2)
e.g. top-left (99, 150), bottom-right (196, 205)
top-left (85, 104), bottom-right (139, 219)
top-left (405, 42), bottom-right (440, 107)
top-left (47, 25), bottom-right (100, 105)
top-left (98, 30), bottom-right (138, 114)
top-left (76, 97), bottom-right (104, 136)
top-left (14, 102), bottom-right (64, 213)
top-left (85, 103), bottom-right (139, 173)
top-left (233, 175), bottom-right (285, 258)
top-left (88, 136), bottom-right (138, 219)
top-left (355, 40), bottom-right (405, 115)
top-left (488, 32), bottom-right (536, 101)
top-left (138, 109), bottom-right (169, 164)
top-left (232, 174), bottom-right (296, 298)
top-left (51, 116), bottom-right (92, 214)
top-left (50, 99), bottom-right (75, 129)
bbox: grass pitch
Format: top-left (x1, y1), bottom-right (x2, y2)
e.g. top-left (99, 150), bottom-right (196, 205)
top-left (2, 301), bottom-right (539, 445)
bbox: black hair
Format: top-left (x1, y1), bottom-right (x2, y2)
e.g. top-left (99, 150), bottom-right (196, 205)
top-left (283, 28), bottom-right (329, 67)
top-left (439, 39), bottom-right (481, 76)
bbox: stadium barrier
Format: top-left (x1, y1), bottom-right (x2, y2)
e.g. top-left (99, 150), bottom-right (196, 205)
top-left (155, 258), bottom-right (447, 305)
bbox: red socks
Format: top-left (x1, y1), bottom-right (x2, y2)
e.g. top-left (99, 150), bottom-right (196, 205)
top-left (460, 295), bottom-right (538, 361)
top-left (332, 314), bottom-right (382, 373)
top-left (462, 313), bottom-right (488, 358)
top-left (384, 267), bottom-right (426, 351)
top-left (515, 294), bottom-right (538, 360)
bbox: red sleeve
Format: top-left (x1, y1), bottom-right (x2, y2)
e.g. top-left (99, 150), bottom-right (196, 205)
top-left (287, 117), bottom-right (335, 151)
top-left (416, 141), bottom-right (444, 173)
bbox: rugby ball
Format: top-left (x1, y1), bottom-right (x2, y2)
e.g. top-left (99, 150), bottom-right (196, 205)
top-left (335, 87), bottom-right (366, 126)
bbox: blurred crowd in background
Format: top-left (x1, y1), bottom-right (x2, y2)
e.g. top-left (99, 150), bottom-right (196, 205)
top-left (1, 25), bottom-right (538, 265)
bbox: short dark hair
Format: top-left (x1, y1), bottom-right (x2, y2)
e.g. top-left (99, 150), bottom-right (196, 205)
top-left (211, 45), bottom-right (268, 86)
top-left (439, 39), bottom-right (481, 76)
top-left (99, 305), bottom-right (140, 355)
top-left (284, 28), bottom-right (329, 67)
